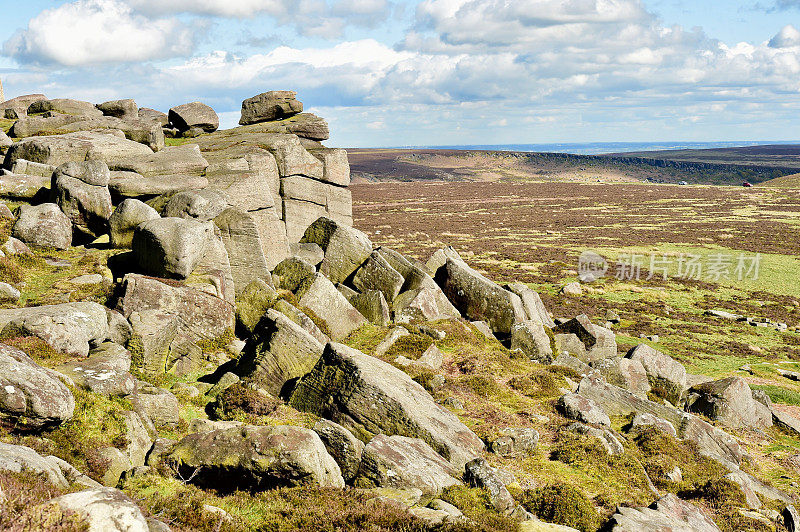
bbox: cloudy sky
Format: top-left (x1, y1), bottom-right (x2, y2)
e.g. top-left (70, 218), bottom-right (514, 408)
top-left (0, 0), bottom-right (798, 147)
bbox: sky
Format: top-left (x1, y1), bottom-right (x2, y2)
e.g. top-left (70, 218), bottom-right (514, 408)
top-left (0, 0), bottom-right (798, 147)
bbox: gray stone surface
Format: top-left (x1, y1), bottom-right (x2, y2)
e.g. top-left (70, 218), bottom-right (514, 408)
top-left (626, 344), bottom-right (687, 405)
top-left (13, 203), bottom-right (72, 249)
top-left (48, 487), bottom-right (150, 532)
top-left (297, 273), bottom-right (367, 340)
top-left (240, 91), bottom-right (303, 125)
top-left (169, 102), bottom-right (219, 133)
top-left (109, 199), bottom-right (160, 248)
top-left (132, 217), bottom-right (214, 278)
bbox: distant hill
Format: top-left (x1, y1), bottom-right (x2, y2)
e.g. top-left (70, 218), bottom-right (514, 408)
top-left (348, 145), bottom-right (800, 186)
top-left (759, 172), bottom-right (800, 188)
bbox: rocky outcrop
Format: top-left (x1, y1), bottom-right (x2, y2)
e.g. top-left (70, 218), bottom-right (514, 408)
top-left (511, 320), bottom-right (553, 363)
top-left (56, 342), bottom-right (136, 396)
top-left (168, 424), bottom-right (344, 490)
top-left (553, 315), bottom-right (617, 361)
top-left (296, 273), bottom-right (367, 340)
top-left (300, 217), bottom-right (372, 284)
top-left (0, 442), bottom-right (70, 488)
top-left (4, 131), bottom-right (154, 169)
top-left (290, 342), bottom-right (484, 469)
top-left (0, 343), bottom-right (75, 430)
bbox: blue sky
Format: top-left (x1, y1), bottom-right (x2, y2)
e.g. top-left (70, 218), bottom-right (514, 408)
top-left (1, 0), bottom-right (798, 147)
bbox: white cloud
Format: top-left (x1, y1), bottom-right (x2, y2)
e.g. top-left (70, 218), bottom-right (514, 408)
top-left (3, 0), bottom-right (194, 66)
top-left (125, 0), bottom-right (392, 37)
top-left (769, 25), bottom-right (800, 48)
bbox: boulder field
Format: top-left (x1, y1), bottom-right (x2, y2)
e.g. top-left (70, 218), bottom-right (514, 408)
top-left (0, 90), bottom-right (797, 531)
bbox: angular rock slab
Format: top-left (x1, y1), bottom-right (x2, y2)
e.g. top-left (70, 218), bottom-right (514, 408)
top-left (168, 424), bottom-right (344, 490)
top-left (169, 102), bottom-right (219, 133)
top-left (0, 343), bottom-right (75, 430)
top-left (356, 435), bottom-right (460, 502)
top-left (236, 309), bottom-right (324, 396)
top-left (4, 131), bottom-right (154, 168)
top-left (240, 91), bottom-right (303, 125)
top-left (300, 217), bottom-right (372, 284)
top-left (117, 274), bottom-right (234, 375)
top-left (297, 273), bottom-right (367, 340)
top-left (291, 342), bottom-right (484, 469)
top-left (313, 419), bottom-right (364, 483)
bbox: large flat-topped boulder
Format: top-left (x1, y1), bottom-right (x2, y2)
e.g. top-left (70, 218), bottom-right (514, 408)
top-left (28, 98), bottom-right (103, 118)
top-left (4, 131), bottom-right (153, 168)
top-left (0, 172), bottom-right (50, 199)
top-left (108, 170), bottom-right (209, 199)
top-left (110, 144), bottom-right (208, 177)
top-left (239, 113), bottom-right (329, 141)
top-left (0, 302), bottom-right (110, 357)
top-left (10, 115), bottom-right (164, 151)
top-left (97, 99), bottom-right (138, 119)
top-left (168, 424), bottom-right (344, 490)
top-left (291, 342), bottom-right (484, 469)
top-left (240, 90), bottom-right (303, 124)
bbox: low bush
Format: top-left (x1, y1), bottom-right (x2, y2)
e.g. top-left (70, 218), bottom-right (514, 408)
top-left (519, 483), bottom-right (602, 532)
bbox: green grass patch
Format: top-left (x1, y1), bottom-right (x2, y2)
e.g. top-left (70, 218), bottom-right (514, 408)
top-left (751, 384), bottom-right (800, 405)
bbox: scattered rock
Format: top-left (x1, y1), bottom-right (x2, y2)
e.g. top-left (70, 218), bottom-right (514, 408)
top-left (356, 435), bottom-right (460, 502)
top-left (511, 320), bottom-right (554, 363)
top-left (0, 282), bottom-right (20, 303)
top-left (561, 282), bottom-right (582, 296)
top-left (558, 393), bottom-right (611, 426)
top-left (296, 273), bottom-right (367, 340)
top-left (0, 442), bottom-right (69, 488)
top-left (300, 217), bottom-right (373, 285)
top-left (566, 422), bottom-right (624, 455)
top-left (688, 376), bottom-right (772, 430)
top-left (490, 427), bottom-right (539, 456)
top-left (129, 384), bottom-right (180, 426)
top-left (626, 344), bottom-right (687, 405)
top-left (47, 487), bottom-right (150, 532)
top-left (605, 493), bottom-right (721, 531)
top-left (628, 412), bottom-right (677, 438)
top-left (464, 458), bottom-right (516, 514)
top-left (554, 314), bottom-right (617, 361)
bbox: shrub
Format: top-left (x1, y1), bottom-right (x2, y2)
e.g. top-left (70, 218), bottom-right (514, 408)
top-left (465, 375), bottom-right (501, 397)
top-left (210, 383), bottom-right (281, 423)
top-left (0, 471), bottom-right (88, 531)
top-left (385, 334), bottom-right (434, 359)
top-left (520, 483), bottom-right (602, 532)
top-left (440, 485), bottom-right (521, 531)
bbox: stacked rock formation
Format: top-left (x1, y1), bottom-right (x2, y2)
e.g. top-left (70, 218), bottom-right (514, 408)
top-left (0, 91), bottom-right (351, 275)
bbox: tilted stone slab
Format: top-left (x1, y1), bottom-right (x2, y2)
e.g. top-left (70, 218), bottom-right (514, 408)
top-left (434, 258), bottom-right (525, 334)
top-left (290, 342), bottom-right (484, 469)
